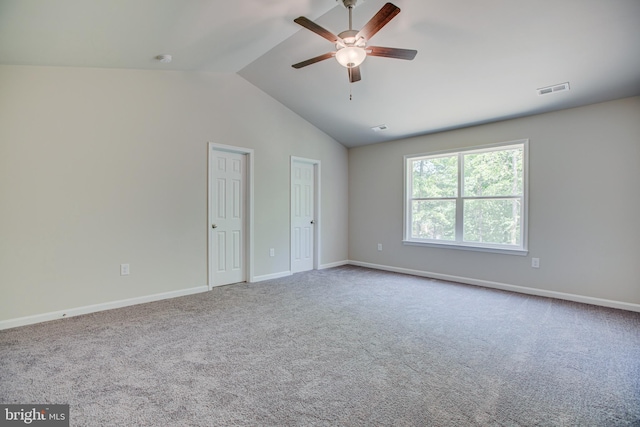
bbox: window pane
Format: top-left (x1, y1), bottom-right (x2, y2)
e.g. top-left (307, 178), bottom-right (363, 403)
top-left (463, 199), bottom-right (521, 245)
top-left (463, 147), bottom-right (523, 197)
top-left (412, 155), bottom-right (458, 198)
top-left (412, 200), bottom-right (456, 240)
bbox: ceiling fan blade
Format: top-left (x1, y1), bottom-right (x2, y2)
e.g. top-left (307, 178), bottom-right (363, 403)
top-left (368, 46), bottom-right (417, 60)
top-left (356, 3), bottom-right (401, 41)
top-left (348, 66), bottom-right (362, 83)
top-left (294, 17), bottom-right (340, 43)
top-left (292, 52), bottom-right (335, 69)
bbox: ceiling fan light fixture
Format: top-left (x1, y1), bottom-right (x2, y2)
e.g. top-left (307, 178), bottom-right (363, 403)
top-left (335, 46), bottom-right (366, 68)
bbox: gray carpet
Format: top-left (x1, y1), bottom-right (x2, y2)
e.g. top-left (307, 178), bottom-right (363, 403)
top-left (1, 266), bottom-right (639, 426)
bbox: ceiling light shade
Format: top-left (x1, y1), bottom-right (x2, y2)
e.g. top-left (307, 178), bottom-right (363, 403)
top-left (335, 46), bottom-right (366, 68)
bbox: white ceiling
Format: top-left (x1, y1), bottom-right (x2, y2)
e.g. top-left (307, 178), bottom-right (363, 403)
top-left (2, 0), bottom-right (639, 147)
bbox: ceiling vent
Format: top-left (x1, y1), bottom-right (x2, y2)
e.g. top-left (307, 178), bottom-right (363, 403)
top-left (155, 54), bottom-right (172, 63)
top-left (371, 124), bottom-right (389, 132)
top-left (537, 82), bottom-right (570, 96)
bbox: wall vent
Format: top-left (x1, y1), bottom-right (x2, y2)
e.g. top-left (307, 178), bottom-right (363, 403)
top-left (537, 82), bottom-right (570, 96)
top-left (371, 124), bottom-right (389, 132)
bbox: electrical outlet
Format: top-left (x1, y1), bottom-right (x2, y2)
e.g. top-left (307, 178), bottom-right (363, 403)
top-left (120, 263), bottom-right (130, 275)
top-left (531, 258), bottom-right (540, 268)
top-left (269, 248), bottom-right (275, 257)
top-left (377, 243), bottom-right (383, 251)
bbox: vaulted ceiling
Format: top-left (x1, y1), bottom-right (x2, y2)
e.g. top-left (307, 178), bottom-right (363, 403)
top-left (2, 0), bottom-right (639, 147)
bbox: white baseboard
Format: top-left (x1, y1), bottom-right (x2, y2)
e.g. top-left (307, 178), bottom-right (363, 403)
top-left (252, 271), bottom-right (292, 282)
top-left (253, 262), bottom-right (349, 281)
top-left (0, 285), bottom-right (209, 331)
top-left (5, 262), bottom-right (636, 330)
top-left (349, 260), bottom-right (640, 313)
top-left (319, 260), bottom-right (350, 270)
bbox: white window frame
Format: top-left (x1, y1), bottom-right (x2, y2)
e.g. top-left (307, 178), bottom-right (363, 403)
top-left (403, 139), bottom-right (529, 255)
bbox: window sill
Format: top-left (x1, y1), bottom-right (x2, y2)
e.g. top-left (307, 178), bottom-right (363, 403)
top-left (402, 240), bottom-right (528, 256)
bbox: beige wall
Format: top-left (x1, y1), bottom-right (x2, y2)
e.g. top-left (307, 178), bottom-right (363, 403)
top-left (0, 65), bottom-right (348, 322)
top-left (2, 64), bottom-right (637, 323)
top-left (349, 97), bottom-right (640, 305)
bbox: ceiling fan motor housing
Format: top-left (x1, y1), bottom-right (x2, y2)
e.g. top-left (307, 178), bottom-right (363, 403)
top-left (337, 29), bottom-right (364, 45)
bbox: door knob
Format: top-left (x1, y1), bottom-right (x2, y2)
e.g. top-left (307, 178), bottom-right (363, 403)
top-left (310, 220), bottom-right (314, 224)
top-left (212, 224), bottom-right (217, 229)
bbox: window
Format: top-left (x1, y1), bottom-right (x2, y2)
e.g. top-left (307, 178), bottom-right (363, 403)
top-left (404, 140), bottom-right (528, 254)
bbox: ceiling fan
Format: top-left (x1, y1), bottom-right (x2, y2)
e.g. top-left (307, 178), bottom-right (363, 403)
top-left (292, 0), bottom-right (417, 83)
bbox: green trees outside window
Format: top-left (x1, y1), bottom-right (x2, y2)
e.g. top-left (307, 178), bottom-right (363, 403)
top-left (406, 141), bottom-right (527, 252)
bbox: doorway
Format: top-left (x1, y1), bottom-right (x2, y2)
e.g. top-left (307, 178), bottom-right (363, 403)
top-left (208, 143), bottom-right (254, 288)
top-left (291, 157), bottom-right (320, 273)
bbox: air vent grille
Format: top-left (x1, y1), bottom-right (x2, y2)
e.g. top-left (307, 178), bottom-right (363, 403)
top-left (371, 124), bottom-right (389, 132)
top-left (537, 82), bottom-right (570, 96)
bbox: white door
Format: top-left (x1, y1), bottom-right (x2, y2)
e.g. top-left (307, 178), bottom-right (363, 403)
top-left (291, 160), bottom-right (315, 273)
top-left (210, 149), bottom-right (246, 286)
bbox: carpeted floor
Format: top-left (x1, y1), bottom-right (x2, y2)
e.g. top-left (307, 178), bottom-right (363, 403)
top-left (1, 266), bottom-right (639, 426)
